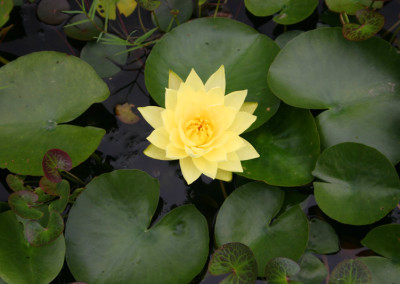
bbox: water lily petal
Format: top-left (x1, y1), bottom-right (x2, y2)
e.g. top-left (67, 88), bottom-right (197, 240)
top-left (168, 70), bottom-right (183, 90)
top-left (166, 143), bottom-right (187, 159)
top-left (216, 169), bottom-right (232, 182)
top-left (240, 102), bottom-right (258, 114)
top-left (161, 109), bottom-right (176, 132)
top-left (147, 127), bottom-right (169, 150)
top-left (218, 152), bottom-right (243, 172)
top-left (144, 144), bottom-right (173, 160)
top-left (236, 138), bottom-right (260, 160)
top-left (180, 157), bottom-right (202, 184)
top-left (205, 87), bottom-right (225, 106)
top-left (193, 157), bottom-right (218, 179)
top-left (203, 147), bottom-right (228, 162)
top-left (221, 132), bottom-right (245, 152)
top-left (224, 90), bottom-right (247, 110)
top-left (228, 112), bottom-right (257, 134)
top-left (205, 65), bottom-right (225, 93)
top-left (138, 106), bottom-right (164, 129)
top-left (185, 69), bottom-right (205, 92)
top-left (208, 105), bottom-right (236, 133)
top-left (165, 88), bottom-right (178, 110)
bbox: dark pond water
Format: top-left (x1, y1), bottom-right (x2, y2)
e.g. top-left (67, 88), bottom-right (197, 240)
top-left (1, 0), bottom-right (399, 283)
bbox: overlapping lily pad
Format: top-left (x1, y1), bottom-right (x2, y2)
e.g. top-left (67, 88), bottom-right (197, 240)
top-left (268, 27), bottom-right (400, 164)
top-left (313, 143), bottom-right (400, 225)
top-left (65, 170), bottom-right (209, 284)
top-left (265, 257), bottom-right (300, 283)
top-left (330, 259), bottom-right (372, 284)
top-left (343, 9), bottom-right (385, 41)
top-left (0, 51), bottom-right (110, 176)
top-left (214, 182), bottom-right (308, 277)
top-left (145, 17), bottom-right (280, 130)
top-left (152, 0), bottom-right (193, 32)
top-left (240, 103), bottom-right (320, 186)
top-left (359, 256), bottom-right (400, 284)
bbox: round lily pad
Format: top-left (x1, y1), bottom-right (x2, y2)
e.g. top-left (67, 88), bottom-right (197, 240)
top-left (330, 259), bottom-right (372, 284)
top-left (343, 9), bottom-right (385, 41)
top-left (268, 27), bottom-right (400, 163)
top-left (64, 14), bottom-right (103, 41)
top-left (0, 51), bottom-right (110, 176)
top-left (145, 17), bottom-right (280, 131)
top-left (214, 182), bottom-right (309, 277)
top-left (37, 0), bottom-right (70, 25)
top-left (359, 256), bottom-right (400, 284)
top-left (240, 103), bottom-right (320, 186)
top-left (152, 0), bottom-right (193, 32)
top-left (0, 210), bottom-right (65, 284)
top-left (65, 170), bottom-right (209, 284)
top-left (291, 252), bottom-right (327, 284)
top-left (265, 257), bottom-right (300, 283)
top-left (313, 142), bottom-right (400, 225)
top-left (307, 218), bottom-right (339, 254)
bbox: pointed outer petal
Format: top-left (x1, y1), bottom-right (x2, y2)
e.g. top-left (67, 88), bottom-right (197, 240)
top-left (203, 146), bottom-right (228, 162)
top-left (184, 145), bottom-right (209, 158)
top-left (218, 152), bottom-right (243, 172)
top-left (166, 143), bottom-right (187, 159)
top-left (204, 87), bottom-right (225, 106)
top-left (228, 112), bottom-right (257, 134)
top-left (147, 127), bottom-right (170, 150)
top-left (236, 138), bottom-right (260, 160)
top-left (224, 90), bottom-right (247, 111)
top-left (184, 69), bottom-right (205, 92)
top-left (192, 157), bottom-right (218, 179)
top-left (170, 128), bottom-right (185, 148)
top-left (240, 102), bottom-right (258, 114)
top-left (205, 65), bottom-right (226, 93)
top-left (143, 144), bottom-right (173, 160)
top-left (215, 169), bottom-right (233, 182)
top-left (168, 70), bottom-right (183, 90)
top-left (180, 157), bottom-right (202, 184)
top-left (207, 105), bottom-right (237, 134)
top-left (165, 88), bottom-right (178, 110)
top-left (211, 132), bottom-right (245, 153)
top-left (138, 106), bottom-right (165, 129)
top-left (161, 109), bottom-right (177, 132)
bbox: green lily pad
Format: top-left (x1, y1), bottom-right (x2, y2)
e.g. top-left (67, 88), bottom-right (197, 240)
top-left (37, 0), bottom-right (70, 25)
top-left (343, 9), bottom-right (385, 41)
top-left (267, 27), bottom-right (400, 164)
top-left (65, 170), bottom-right (209, 284)
top-left (291, 253), bottom-right (327, 284)
top-left (265, 257), bottom-right (301, 284)
top-left (0, 211), bottom-right (65, 284)
top-left (275, 30), bottom-right (304, 48)
top-left (64, 14), bottom-right (103, 41)
top-left (0, 51), bottom-right (110, 176)
top-left (152, 0), bottom-right (193, 32)
top-left (325, 0), bottom-right (382, 15)
top-left (42, 149), bottom-right (72, 183)
top-left (244, 0), bottom-right (318, 25)
top-left (240, 103), bottom-right (320, 186)
top-left (214, 182), bottom-right (309, 277)
top-left (208, 242), bottom-right (257, 284)
top-left (330, 259), bottom-right (372, 284)
top-left (0, 0), bottom-right (13, 28)
top-left (80, 34), bottom-right (128, 78)
top-left (313, 142), bottom-right (400, 225)
top-left (39, 176), bottom-right (58, 195)
top-left (145, 17), bottom-right (280, 131)
top-left (359, 256), bottom-right (400, 284)
top-left (33, 187), bottom-right (54, 203)
top-left (48, 180), bottom-right (70, 213)
top-left (137, 0), bottom-right (161, 11)
top-left (361, 224), bottom-right (400, 262)
top-left (6, 174), bottom-right (31, 191)
top-left (8, 190), bottom-right (43, 219)
top-left (307, 218), bottom-right (339, 254)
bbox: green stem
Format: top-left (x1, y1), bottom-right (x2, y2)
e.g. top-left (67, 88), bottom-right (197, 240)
top-left (213, 0), bottom-right (221, 18)
top-left (389, 25), bottom-right (400, 44)
top-left (219, 180), bottom-right (227, 199)
top-left (198, 3), bottom-right (202, 18)
top-left (0, 56), bottom-right (9, 65)
top-left (382, 18), bottom-right (400, 38)
top-left (61, 171), bottom-right (85, 186)
top-left (151, 11), bottom-right (161, 30)
top-left (138, 7), bottom-right (147, 33)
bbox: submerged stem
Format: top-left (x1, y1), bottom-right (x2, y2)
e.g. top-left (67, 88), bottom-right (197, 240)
top-left (213, 0), bottom-right (221, 18)
top-left (219, 180), bottom-right (227, 199)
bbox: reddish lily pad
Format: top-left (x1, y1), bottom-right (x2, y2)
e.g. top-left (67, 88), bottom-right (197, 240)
top-left (343, 9), bottom-right (385, 41)
top-left (42, 149), bottom-right (72, 183)
top-left (8, 190), bottom-right (43, 219)
top-left (39, 176), bottom-right (59, 196)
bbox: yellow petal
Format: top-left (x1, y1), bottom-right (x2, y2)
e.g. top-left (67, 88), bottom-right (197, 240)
top-left (218, 152), bottom-right (243, 172)
top-left (165, 88), bottom-right (178, 110)
top-left (144, 144), bottom-right (173, 160)
top-left (166, 143), bottom-right (187, 159)
top-left (193, 157), bottom-right (218, 179)
top-left (216, 169), bottom-right (232, 182)
top-left (117, 0), bottom-right (137, 17)
top-left (205, 65), bottom-right (225, 93)
top-left (240, 102), bottom-right (258, 114)
top-left (205, 87), bottom-right (225, 107)
top-left (236, 138), bottom-right (260, 160)
top-left (224, 90), bottom-right (247, 110)
top-left (207, 105), bottom-right (236, 133)
top-left (203, 147), bottom-right (227, 162)
top-left (161, 109), bottom-right (176, 133)
top-left (147, 127), bottom-right (169, 150)
top-left (170, 128), bottom-right (184, 148)
top-left (228, 112), bottom-right (257, 134)
top-left (184, 69), bottom-right (205, 92)
top-left (168, 70), bottom-right (183, 90)
top-left (138, 106), bottom-right (165, 129)
top-left (217, 132), bottom-right (245, 153)
top-left (180, 157), bottom-right (202, 184)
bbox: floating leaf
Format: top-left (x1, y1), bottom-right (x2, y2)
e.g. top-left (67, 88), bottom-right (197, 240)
top-left (0, 211), bottom-right (65, 283)
top-left (69, 187), bottom-right (85, 203)
top-left (42, 149), bottom-right (72, 183)
top-left (291, 253), bottom-right (327, 284)
top-left (65, 170), bottom-right (209, 284)
top-left (244, 0), bottom-right (318, 25)
top-left (265, 257), bottom-right (301, 284)
top-left (64, 14), bottom-right (103, 41)
top-left (152, 0), bottom-right (193, 32)
top-left (37, 0), bottom-right (70, 25)
top-left (48, 180), bottom-right (70, 214)
top-left (8, 190), bottom-right (43, 219)
top-left (214, 182), bottom-right (308, 277)
top-left (39, 176), bottom-right (58, 195)
top-left (361, 224), bottom-right (400, 262)
top-left (6, 174), bottom-right (31, 191)
top-left (145, 17), bottom-right (280, 131)
top-left (268, 27), bottom-right (400, 164)
top-left (34, 187), bottom-right (55, 203)
top-left (275, 30), bottom-right (304, 48)
top-left (0, 51), bottom-right (110, 176)
top-left (307, 218), bottom-right (339, 254)
top-left (240, 104), bottom-right (320, 186)
top-left (343, 9), bottom-right (385, 41)
top-left (326, 0), bottom-right (382, 15)
top-left (359, 256), bottom-right (400, 284)
top-left (208, 242), bottom-right (257, 284)
top-left (330, 259), bottom-right (372, 284)
top-left (115, 103), bottom-right (140, 124)
top-left (137, 0), bottom-right (161, 11)
top-left (313, 142), bottom-right (400, 225)
top-left (0, 0), bottom-right (13, 28)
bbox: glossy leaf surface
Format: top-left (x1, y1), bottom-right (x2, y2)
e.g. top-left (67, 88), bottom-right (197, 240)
top-left (307, 218), bottom-right (339, 254)
top-left (153, 0), bottom-right (193, 32)
top-left (265, 257), bottom-right (300, 283)
top-left (8, 190), bottom-right (43, 219)
top-left (359, 256), bottom-right (400, 284)
top-left (330, 259), bottom-right (372, 284)
top-left (291, 253), bottom-right (327, 284)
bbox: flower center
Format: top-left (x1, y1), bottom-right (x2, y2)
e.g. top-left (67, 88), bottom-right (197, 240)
top-left (184, 117), bottom-right (213, 146)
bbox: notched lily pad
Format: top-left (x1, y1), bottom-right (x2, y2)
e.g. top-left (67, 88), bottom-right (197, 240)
top-left (307, 218), bottom-right (339, 254)
top-left (343, 9), bottom-right (385, 41)
top-left (330, 259), bottom-right (372, 284)
top-left (265, 257), bottom-right (300, 283)
top-left (208, 242), bottom-right (257, 284)
top-left (48, 180), bottom-right (70, 214)
top-left (37, 0), bottom-right (70, 25)
top-left (42, 149), bottom-right (72, 183)
top-left (8, 190), bottom-right (43, 219)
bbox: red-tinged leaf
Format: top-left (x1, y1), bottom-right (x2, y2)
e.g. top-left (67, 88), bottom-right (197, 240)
top-left (8, 191), bottom-right (43, 219)
top-left (42, 149), bottom-right (72, 183)
top-left (115, 103), bottom-right (140, 124)
top-left (343, 9), bottom-right (385, 41)
top-left (39, 176), bottom-right (59, 195)
top-left (24, 210), bottom-right (64, 246)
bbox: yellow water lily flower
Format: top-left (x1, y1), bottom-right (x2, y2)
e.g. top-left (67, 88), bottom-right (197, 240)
top-left (96, 0), bottom-right (137, 20)
top-left (138, 66), bottom-right (260, 184)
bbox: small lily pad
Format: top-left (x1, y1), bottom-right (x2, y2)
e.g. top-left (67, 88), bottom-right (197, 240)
top-left (0, 0), bottom-right (13, 28)
top-left (6, 174), bottom-right (31, 191)
top-left (152, 0), bottom-right (193, 32)
top-left (34, 187), bottom-right (55, 203)
top-left (307, 218), bottom-right (339, 254)
top-left (330, 259), bottom-right (372, 284)
top-left (208, 242), bottom-right (257, 284)
top-left (343, 9), bottom-right (385, 41)
top-left (64, 14), bottom-right (103, 41)
top-left (37, 0), bottom-right (70, 25)
top-left (326, 0), bottom-right (382, 15)
top-left (137, 0), bottom-right (161, 11)
top-left (265, 257), bottom-right (301, 284)
top-left (291, 253), bottom-right (327, 284)
top-left (8, 191), bottom-right (43, 219)
top-left (42, 149), bottom-right (72, 183)
top-left (359, 256), bottom-right (400, 284)
top-left (39, 176), bottom-right (59, 196)
top-left (48, 180), bottom-right (70, 214)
